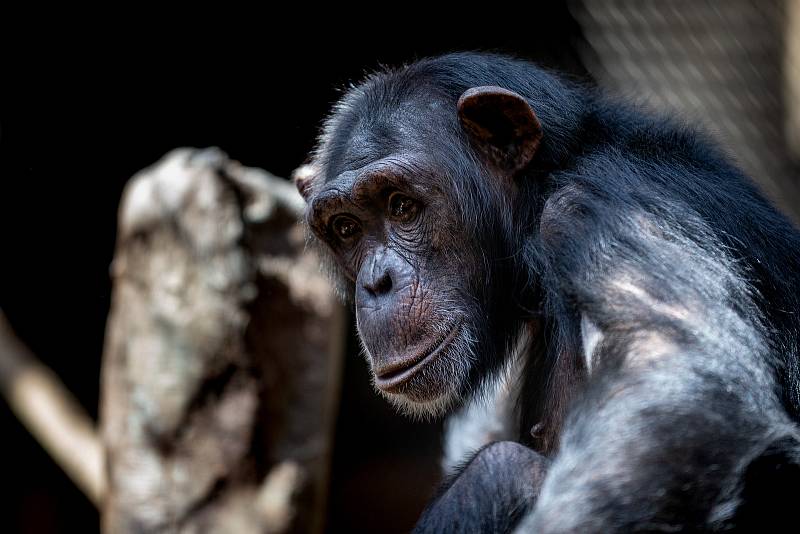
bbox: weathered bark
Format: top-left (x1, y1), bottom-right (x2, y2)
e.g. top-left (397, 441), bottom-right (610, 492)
top-left (100, 148), bottom-right (344, 533)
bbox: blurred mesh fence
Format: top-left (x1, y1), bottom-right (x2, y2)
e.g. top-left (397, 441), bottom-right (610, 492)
top-left (569, 0), bottom-right (800, 222)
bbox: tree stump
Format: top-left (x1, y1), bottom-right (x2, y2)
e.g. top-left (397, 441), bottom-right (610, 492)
top-left (100, 148), bottom-right (344, 533)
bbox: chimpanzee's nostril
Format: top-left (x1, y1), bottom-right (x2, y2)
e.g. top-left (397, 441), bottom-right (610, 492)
top-left (364, 271), bottom-right (393, 297)
top-left (375, 271), bottom-right (392, 294)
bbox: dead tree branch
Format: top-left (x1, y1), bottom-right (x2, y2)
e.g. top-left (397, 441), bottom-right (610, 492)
top-left (1, 148), bottom-right (344, 533)
top-left (0, 311), bottom-right (105, 504)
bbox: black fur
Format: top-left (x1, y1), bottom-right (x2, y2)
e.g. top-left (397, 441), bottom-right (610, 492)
top-left (305, 52), bottom-right (800, 532)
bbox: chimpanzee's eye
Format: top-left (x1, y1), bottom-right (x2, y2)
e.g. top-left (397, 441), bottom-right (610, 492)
top-left (331, 215), bottom-right (361, 240)
top-left (388, 192), bottom-right (420, 222)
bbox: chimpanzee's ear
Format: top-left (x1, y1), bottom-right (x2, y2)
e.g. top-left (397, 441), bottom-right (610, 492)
top-left (292, 163), bottom-right (320, 201)
top-left (457, 86), bottom-right (542, 175)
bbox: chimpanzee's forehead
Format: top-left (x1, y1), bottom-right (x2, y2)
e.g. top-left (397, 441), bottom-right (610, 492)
top-left (323, 92), bottom-right (452, 183)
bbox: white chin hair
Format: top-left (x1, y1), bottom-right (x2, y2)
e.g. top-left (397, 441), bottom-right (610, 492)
top-left (378, 388), bottom-right (461, 420)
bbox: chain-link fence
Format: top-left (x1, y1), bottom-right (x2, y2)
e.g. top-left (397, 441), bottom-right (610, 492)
top-left (570, 0), bottom-right (800, 222)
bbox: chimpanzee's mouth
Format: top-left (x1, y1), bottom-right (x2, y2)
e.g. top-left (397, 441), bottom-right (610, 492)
top-left (374, 321), bottom-right (463, 392)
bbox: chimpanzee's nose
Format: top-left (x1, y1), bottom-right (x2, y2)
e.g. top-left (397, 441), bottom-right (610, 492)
top-left (357, 247), bottom-right (412, 304)
top-left (362, 269), bottom-right (393, 297)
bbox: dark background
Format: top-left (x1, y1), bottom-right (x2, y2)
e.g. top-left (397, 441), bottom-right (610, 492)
top-left (0, 11), bottom-right (589, 534)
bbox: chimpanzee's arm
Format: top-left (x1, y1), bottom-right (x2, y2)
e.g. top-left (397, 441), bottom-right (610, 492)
top-left (414, 441), bottom-right (548, 534)
top-left (514, 184), bottom-right (797, 532)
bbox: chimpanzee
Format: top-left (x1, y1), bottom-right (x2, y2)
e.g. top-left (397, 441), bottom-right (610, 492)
top-left (294, 52), bottom-right (800, 532)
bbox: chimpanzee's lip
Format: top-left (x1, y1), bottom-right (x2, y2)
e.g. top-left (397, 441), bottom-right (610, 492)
top-left (374, 320), bottom-right (462, 392)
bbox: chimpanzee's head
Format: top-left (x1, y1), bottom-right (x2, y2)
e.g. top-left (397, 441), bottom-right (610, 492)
top-left (296, 56), bottom-right (543, 417)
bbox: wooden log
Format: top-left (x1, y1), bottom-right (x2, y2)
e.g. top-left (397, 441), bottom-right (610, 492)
top-left (100, 148), bottom-right (344, 533)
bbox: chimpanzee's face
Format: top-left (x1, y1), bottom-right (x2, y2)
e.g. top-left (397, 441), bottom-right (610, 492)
top-left (305, 149), bottom-right (482, 416)
top-left (300, 83), bottom-right (542, 417)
